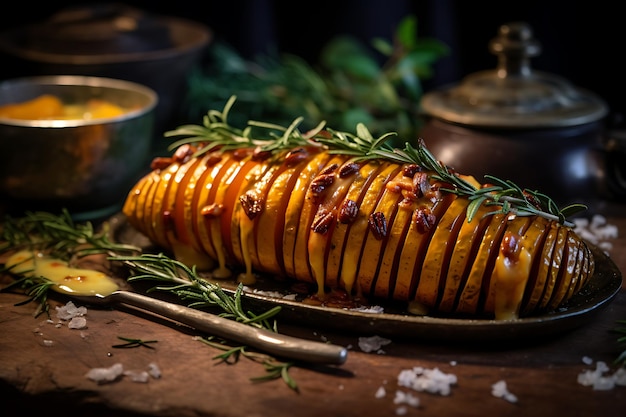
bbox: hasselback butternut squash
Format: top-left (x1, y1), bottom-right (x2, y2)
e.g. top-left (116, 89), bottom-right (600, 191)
top-left (122, 98), bottom-right (594, 320)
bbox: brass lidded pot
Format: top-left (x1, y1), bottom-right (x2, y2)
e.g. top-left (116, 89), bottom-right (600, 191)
top-left (419, 22), bottom-right (624, 206)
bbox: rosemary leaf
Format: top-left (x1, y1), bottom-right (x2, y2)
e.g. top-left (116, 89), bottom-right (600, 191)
top-left (166, 97), bottom-right (586, 226)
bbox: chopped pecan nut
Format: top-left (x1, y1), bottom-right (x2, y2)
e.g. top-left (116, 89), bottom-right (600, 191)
top-left (501, 232), bottom-right (521, 262)
top-left (413, 207), bottom-right (436, 234)
top-left (205, 154), bottom-right (223, 167)
top-left (252, 147), bottom-right (272, 161)
top-left (284, 147), bottom-right (309, 166)
top-left (338, 162), bottom-right (360, 178)
top-left (368, 212), bottom-right (387, 240)
top-left (240, 192), bottom-right (263, 220)
top-left (150, 157), bottom-right (173, 171)
top-left (319, 163), bottom-right (339, 176)
top-left (403, 164), bottom-right (422, 177)
top-left (173, 144), bottom-right (196, 164)
top-left (233, 148), bottom-right (252, 160)
top-left (413, 171), bottom-right (431, 198)
top-left (309, 173), bottom-right (335, 197)
top-left (338, 199), bottom-right (359, 223)
top-left (311, 208), bottom-right (335, 234)
top-left (200, 203), bottom-right (224, 218)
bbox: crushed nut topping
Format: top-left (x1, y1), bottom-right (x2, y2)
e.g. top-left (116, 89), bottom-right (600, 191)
top-left (368, 212), bottom-right (388, 240)
top-left (173, 144), bottom-right (196, 164)
top-left (309, 173), bottom-right (335, 198)
top-left (338, 162), bottom-right (360, 178)
top-left (413, 207), bottom-right (436, 234)
top-left (240, 192), bottom-right (263, 220)
top-left (200, 203), bottom-right (224, 218)
top-left (150, 156), bottom-right (173, 171)
top-left (205, 154), bottom-right (223, 167)
top-left (338, 199), bottom-right (359, 224)
top-left (311, 207), bottom-right (335, 234)
top-left (284, 147), bottom-right (309, 166)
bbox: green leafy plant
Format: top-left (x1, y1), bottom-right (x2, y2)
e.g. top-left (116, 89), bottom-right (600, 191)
top-left (183, 15), bottom-right (448, 143)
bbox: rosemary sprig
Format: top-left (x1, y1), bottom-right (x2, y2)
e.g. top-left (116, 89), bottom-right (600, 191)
top-left (0, 209), bottom-right (140, 260)
top-left (0, 211), bottom-right (295, 388)
top-left (1, 275), bottom-right (55, 317)
top-left (165, 96), bottom-right (587, 226)
top-left (112, 336), bottom-right (158, 349)
top-left (197, 336), bottom-right (298, 392)
top-left (112, 253), bottom-right (281, 331)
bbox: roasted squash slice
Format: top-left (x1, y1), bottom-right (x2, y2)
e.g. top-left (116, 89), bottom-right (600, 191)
top-left (122, 102), bottom-right (595, 320)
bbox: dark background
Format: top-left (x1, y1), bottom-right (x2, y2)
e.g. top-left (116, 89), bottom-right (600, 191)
top-left (1, 0), bottom-right (624, 126)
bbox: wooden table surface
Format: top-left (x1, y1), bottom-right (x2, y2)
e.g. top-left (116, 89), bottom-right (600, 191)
top-left (1, 201), bottom-right (625, 417)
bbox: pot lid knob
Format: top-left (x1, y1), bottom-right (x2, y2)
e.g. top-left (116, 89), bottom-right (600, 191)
top-left (421, 22), bottom-right (608, 129)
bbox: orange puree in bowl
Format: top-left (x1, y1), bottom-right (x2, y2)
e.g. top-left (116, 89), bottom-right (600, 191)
top-left (0, 94), bottom-right (127, 121)
top-left (0, 94), bottom-right (64, 120)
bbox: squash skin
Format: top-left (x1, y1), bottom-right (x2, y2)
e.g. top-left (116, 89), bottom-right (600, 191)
top-left (123, 146), bottom-right (595, 320)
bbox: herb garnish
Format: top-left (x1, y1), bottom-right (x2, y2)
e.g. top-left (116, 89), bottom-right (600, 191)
top-left (0, 210), bottom-right (294, 388)
top-left (198, 337), bottom-right (298, 391)
top-left (166, 96), bottom-right (587, 227)
top-left (112, 336), bottom-right (158, 349)
top-left (0, 209), bottom-right (139, 260)
top-left (114, 253), bottom-right (281, 331)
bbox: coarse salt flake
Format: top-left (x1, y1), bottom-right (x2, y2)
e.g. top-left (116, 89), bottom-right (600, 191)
top-left (358, 335), bottom-right (392, 353)
top-left (577, 361), bottom-right (626, 390)
top-left (397, 367), bottom-right (457, 396)
top-left (394, 390), bottom-right (420, 407)
top-left (124, 370), bottom-right (150, 383)
top-left (85, 363), bottom-right (124, 384)
top-left (56, 301), bottom-right (87, 321)
top-left (147, 362), bottom-right (162, 379)
top-left (491, 380), bottom-right (518, 403)
top-left (68, 316), bottom-right (87, 329)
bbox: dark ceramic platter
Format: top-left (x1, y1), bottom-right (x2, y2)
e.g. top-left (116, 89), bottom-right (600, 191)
top-left (110, 214), bottom-right (623, 343)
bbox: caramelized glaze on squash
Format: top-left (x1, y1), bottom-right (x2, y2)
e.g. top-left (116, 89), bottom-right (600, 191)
top-left (123, 145), bottom-right (595, 320)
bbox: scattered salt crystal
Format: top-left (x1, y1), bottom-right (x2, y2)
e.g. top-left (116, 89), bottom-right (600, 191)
top-left (395, 406), bottom-right (408, 415)
top-left (85, 363), bottom-right (124, 384)
top-left (242, 286), bottom-right (299, 300)
top-left (124, 370), bottom-right (150, 383)
top-left (394, 390), bottom-right (420, 407)
top-left (375, 386), bottom-right (386, 398)
top-left (358, 335), bottom-right (392, 353)
top-left (68, 316), bottom-right (87, 330)
top-left (56, 301), bottom-right (87, 320)
top-left (42, 339), bottom-right (54, 347)
top-left (614, 368), bottom-right (626, 386)
top-left (577, 361), bottom-right (625, 390)
top-left (147, 362), bottom-right (162, 379)
top-left (573, 214), bottom-right (618, 249)
top-left (397, 367), bottom-right (457, 396)
top-left (350, 305), bottom-right (385, 314)
top-left (491, 380), bottom-right (518, 403)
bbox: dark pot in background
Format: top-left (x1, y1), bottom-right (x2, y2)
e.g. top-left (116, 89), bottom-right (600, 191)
top-left (0, 3), bottom-right (211, 145)
top-left (419, 22), bottom-right (626, 209)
